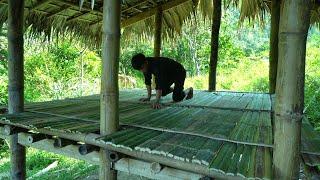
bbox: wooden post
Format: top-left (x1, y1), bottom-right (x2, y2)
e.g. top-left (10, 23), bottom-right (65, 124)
top-left (269, 0), bottom-right (281, 94)
top-left (100, 0), bottom-right (120, 179)
top-left (8, 0), bottom-right (26, 179)
top-left (208, 0), bottom-right (221, 91)
top-left (154, 7), bottom-right (163, 57)
top-left (152, 7), bottom-right (163, 88)
top-left (273, 0), bottom-right (311, 179)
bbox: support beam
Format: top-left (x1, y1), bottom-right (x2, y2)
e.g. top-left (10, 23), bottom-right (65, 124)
top-left (153, 7), bottom-right (162, 57)
top-left (121, 0), bottom-right (190, 27)
top-left (66, 11), bottom-right (91, 22)
top-left (100, 0), bottom-right (121, 179)
top-left (208, 0), bottom-right (221, 91)
top-left (114, 158), bottom-right (204, 179)
top-left (47, 5), bottom-right (70, 18)
top-left (269, 0), bottom-right (281, 94)
top-left (273, 0), bottom-right (311, 179)
top-left (122, 0), bottom-right (149, 13)
top-left (18, 133), bottom-right (100, 165)
top-left (8, 0), bottom-right (26, 179)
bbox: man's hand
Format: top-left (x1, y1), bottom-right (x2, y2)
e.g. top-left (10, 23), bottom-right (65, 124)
top-left (139, 97), bottom-right (151, 102)
top-left (152, 101), bottom-right (161, 109)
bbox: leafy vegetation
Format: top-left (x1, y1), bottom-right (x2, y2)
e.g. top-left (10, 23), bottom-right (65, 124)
top-left (0, 7), bottom-right (319, 179)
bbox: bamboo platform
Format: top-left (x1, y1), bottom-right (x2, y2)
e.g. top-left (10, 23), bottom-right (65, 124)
top-left (0, 90), bottom-right (320, 179)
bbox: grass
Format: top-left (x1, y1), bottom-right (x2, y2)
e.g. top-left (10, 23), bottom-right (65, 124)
top-left (0, 141), bottom-right (98, 180)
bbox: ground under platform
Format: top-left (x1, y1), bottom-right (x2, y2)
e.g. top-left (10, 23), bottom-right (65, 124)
top-left (0, 90), bottom-right (319, 179)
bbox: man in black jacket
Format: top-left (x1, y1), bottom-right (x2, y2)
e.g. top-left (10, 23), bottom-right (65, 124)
top-left (131, 53), bottom-right (193, 109)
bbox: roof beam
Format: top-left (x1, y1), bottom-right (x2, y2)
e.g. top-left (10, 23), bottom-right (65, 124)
top-left (133, 7), bottom-right (143, 13)
top-left (121, 0), bottom-right (191, 27)
top-left (47, 5), bottom-right (70, 18)
top-left (148, 0), bottom-right (157, 6)
top-left (30, 0), bottom-right (52, 10)
top-left (56, 0), bottom-right (103, 16)
top-left (122, 0), bottom-right (150, 13)
top-left (66, 11), bottom-right (90, 22)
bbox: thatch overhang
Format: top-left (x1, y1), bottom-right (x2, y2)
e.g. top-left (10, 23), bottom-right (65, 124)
top-left (0, 0), bottom-right (319, 46)
top-left (0, 0), bottom-right (199, 47)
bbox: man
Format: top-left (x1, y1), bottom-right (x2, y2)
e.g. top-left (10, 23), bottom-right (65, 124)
top-left (131, 53), bottom-right (193, 109)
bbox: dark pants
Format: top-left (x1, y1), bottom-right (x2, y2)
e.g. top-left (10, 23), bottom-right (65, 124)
top-left (162, 70), bottom-right (186, 102)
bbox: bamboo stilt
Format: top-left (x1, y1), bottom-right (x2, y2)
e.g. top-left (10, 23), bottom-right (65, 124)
top-left (154, 7), bottom-right (162, 57)
top-left (208, 0), bottom-right (221, 91)
top-left (152, 7), bottom-right (163, 88)
top-left (269, 0), bottom-right (281, 94)
top-left (8, 0), bottom-right (26, 179)
top-left (273, 0), bottom-right (311, 178)
top-left (100, 0), bottom-right (121, 179)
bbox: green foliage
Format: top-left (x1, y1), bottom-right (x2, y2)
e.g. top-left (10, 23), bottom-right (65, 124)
top-left (0, 32), bottom-right (7, 105)
top-left (305, 38), bottom-right (320, 129)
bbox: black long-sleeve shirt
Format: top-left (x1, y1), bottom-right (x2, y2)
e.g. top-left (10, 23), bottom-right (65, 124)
top-left (144, 57), bottom-right (186, 90)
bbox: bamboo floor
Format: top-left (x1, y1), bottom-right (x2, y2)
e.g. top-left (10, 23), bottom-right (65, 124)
top-left (1, 90), bottom-right (320, 179)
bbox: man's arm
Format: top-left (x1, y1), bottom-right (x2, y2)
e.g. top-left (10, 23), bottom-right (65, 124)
top-left (139, 72), bottom-right (152, 102)
top-left (140, 85), bottom-right (152, 102)
top-left (155, 89), bottom-right (162, 102)
top-left (152, 89), bottom-right (162, 109)
top-left (146, 85), bottom-right (152, 99)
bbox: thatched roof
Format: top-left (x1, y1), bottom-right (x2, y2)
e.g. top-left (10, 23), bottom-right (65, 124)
top-left (0, 0), bottom-right (319, 47)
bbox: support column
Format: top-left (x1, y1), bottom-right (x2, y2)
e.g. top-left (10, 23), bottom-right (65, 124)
top-left (269, 0), bottom-right (281, 94)
top-left (8, 0), bottom-right (26, 179)
top-left (100, 0), bottom-right (121, 179)
top-left (154, 7), bottom-right (163, 57)
top-left (273, 0), bottom-right (311, 179)
top-left (208, 0), bottom-right (221, 91)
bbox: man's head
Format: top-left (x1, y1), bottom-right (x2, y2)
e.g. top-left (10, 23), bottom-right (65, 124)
top-left (131, 53), bottom-right (148, 73)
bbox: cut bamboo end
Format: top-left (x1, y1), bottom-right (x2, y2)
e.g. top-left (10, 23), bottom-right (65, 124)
top-left (27, 133), bottom-right (46, 144)
top-left (150, 162), bottom-right (162, 174)
top-left (79, 144), bottom-right (99, 155)
top-left (107, 151), bottom-right (120, 163)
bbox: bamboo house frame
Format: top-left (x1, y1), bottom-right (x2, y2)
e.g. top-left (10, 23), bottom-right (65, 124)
top-left (0, 0), bottom-right (320, 179)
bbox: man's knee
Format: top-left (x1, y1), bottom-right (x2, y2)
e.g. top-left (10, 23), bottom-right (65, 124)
top-left (162, 87), bottom-right (173, 96)
top-left (172, 90), bottom-right (185, 102)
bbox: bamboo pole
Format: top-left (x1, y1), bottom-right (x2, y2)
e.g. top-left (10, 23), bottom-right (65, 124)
top-left (100, 0), bottom-right (121, 179)
top-left (208, 0), bottom-right (221, 91)
top-left (114, 158), bottom-right (204, 179)
top-left (152, 7), bottom-right (163, 88)
top-left (18, 133), bottom-right (100, 165)
top-left (8, 0), bottom-right (26, 179)
top-left (269, 0), bottom-right (281, 94)
top-left (154, 7), bottom-right (162, 57)
top-left (273, 0), bottom-right (311, 179)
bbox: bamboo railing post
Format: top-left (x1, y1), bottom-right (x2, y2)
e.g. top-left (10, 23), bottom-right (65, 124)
top-left (154, 7), bottom-right (162, 57)
top-left (269, 0), bottom-right (281, 94)
top-left (8, 0), bottom-right (26, 179)
top-left (208, 0), bottom-right (221, 91)
top-left (100, 0), bottom-right (121, 179)
top-left (273, 0), bottom-right (311, 179)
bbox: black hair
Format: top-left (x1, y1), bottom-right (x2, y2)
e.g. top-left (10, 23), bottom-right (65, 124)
top-left (131, 53), bottom-right (146, 70)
